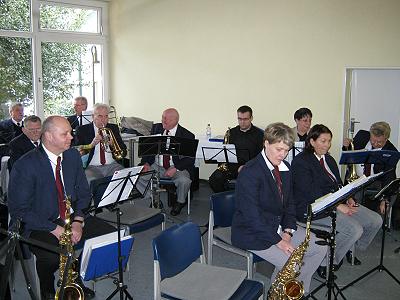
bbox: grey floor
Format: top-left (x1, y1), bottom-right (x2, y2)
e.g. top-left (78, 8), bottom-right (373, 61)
top-left (6, 180), bottom-right (400, 299)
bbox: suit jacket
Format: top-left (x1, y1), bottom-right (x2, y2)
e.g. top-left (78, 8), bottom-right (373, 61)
top-left (231, 153), bottom-right (297, 250)
top-left (8, 133), bottom-right (36, 171)
top-left (8, 146), bottom-right (91, 236)
top-left (140, 123), bottom-right (196, 178)
top-left (348, 129), bottom-right (398, 186)
top-left (75, 123), bottom-right (127, 165)
top-left (67, 115), bottom-right (81, 130)
top-left (292, 151), bottom-right (342, 221)
top-left (0, 119), bottom-right (23, 157)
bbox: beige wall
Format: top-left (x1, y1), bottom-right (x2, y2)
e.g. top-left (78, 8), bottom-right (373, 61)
top-left (109, 0), bottom-right (400, 161)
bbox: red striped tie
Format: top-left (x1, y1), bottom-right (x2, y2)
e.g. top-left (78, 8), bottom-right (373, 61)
top-left (273, 166), bottom-right (283, 201)
top-left (163, 130), bottom-right (170, 169)
top-left (56, 157), bottom-right (66, 220)
top-left (320, 158), bottom-right (336, 182)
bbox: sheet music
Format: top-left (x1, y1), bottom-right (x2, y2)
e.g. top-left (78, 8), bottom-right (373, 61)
top-left (98, 166), bottom-right (143, 208)
top-left (312, 173), bottom-right (383, 214)
top-left (202, 144), bottom-right (238, 163)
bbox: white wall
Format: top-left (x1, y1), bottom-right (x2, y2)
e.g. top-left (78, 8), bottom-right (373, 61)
top-left (109, 0), bottom-right (400, 162)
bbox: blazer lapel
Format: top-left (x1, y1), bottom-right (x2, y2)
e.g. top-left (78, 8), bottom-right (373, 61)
top-left (258, 155), bottom-right (283, 207)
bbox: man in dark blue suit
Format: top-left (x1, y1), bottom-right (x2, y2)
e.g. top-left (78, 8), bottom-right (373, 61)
top-left (8, 116), bottom-right (115, 300)
top-left (8, 115), bottom-right (42, 171)
top-left (141, 108), bottom-right (195, 216)
top-left (76, 103), bottom-right (127, 183)
top-left (0, 102), bottom-right (24, 158)
top-left (232, 123), bottom-right (326, 294)
top-left (67, 96), bottom-right (88, 145)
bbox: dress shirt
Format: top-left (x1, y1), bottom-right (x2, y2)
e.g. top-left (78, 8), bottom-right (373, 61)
top-left (89, 123), bottom-right (116, 166)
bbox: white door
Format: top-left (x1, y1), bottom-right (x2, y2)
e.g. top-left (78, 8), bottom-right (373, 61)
top-left (348, 68), bottom-right (400, 148)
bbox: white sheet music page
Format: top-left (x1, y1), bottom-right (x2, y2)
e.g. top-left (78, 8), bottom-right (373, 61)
top-left (98, 166), bottom-right (144, 208)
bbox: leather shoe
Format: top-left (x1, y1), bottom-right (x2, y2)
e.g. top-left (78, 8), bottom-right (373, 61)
top-left (171, 202), bottom-right (185, 216)
top-left (316, 266), bottom-right (337, 280)
top-left (346, 251), bottom-right (361, 265)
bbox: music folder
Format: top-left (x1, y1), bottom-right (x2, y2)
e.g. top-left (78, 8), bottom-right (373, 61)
top-left (311, 172), bottom-right (384, 215)
top-left (138, 135), bottom-right (199, 158)
top-left (80, 230), bottom-right (134, 281)
top-left (339, 149), bottom-right (400, 167)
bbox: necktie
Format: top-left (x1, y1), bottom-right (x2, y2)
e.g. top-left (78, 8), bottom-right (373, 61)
top-left (272, 166), bottom-right (283, 201)
top-left (320, 158), bottom-right (336, 182)
top-left (56, 157), bottom-right (66, 220)
top-left (99, 130), bottom-right (106, 165)
top-left (364, 163), bottom-right (371, 176)
top-left (163, 130), bottom-right (171, 169)
top-left (17, 122), bottom-right (21, 127)
top-left (33, 141), bottom-right (39, 147)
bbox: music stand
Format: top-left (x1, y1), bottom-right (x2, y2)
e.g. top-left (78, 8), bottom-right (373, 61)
top-left (96, 167), bottom-right (153, 300)
top-left (340, 178), bottom-right (400, 295)
top-left (0, 220), bottom-right (71, 300)
top-left (202, 144), bottom-right (238, 166)
top-left (285, 141), bottom-right (305, 164)
top-left (306, 173), bottom-right (386, 300)
top-left (138, 135), bottom-right (199, 209)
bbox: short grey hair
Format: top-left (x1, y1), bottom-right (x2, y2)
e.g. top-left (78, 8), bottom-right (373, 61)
top-left (263, 122), bottom-right (295, 148)
top-left (24, 115), bottom-right (41, 126)
top-left (9, 102), bottom-right (23, 113)
top-left (370, 121), bottom-right (391, 139)
top-left (93, 103), bottom-right (110, 114)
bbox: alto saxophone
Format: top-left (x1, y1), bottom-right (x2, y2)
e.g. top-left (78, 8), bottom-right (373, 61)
top-left (55, 196), bottom-right (84, 300)
top-left (268, 209), bottom-right (312, 300)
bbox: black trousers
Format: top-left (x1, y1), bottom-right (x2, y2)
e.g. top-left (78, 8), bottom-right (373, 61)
top-left (29, 216), bottom-right (116, 294)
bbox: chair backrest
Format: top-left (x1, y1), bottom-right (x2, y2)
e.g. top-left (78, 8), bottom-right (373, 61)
top-left (152, 222), bottom-right (202, 280)
top-left (210, 191), bottom-right (235, 227)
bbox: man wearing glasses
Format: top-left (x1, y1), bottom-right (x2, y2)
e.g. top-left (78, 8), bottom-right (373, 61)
top-left (8, 115), bottom-right (42, 171)
top-left (209, 105), bottom-right (264, 193)
top-left (343, 121), bottom-right (399, 215)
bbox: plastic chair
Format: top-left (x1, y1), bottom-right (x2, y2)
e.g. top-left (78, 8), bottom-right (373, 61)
top-left (92, 176), bottom-right (166, 235)
top-left (207, 191), bottom-right (264, 279)
top-left (152, 222), bottom-right (264, 300)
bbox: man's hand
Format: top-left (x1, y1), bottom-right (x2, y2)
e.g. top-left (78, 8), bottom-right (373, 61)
top-left (91, 132), bottom-right (103, 147)
top-left (380, 200), bottom-right (388, 215)
top-left (71, 222), bottom-right (83, 245)
top-left (164, 167), bottom-right (177, 178)
top-left (141, 163), bottom-right (151, 173)
top-left (343, 138), bottom-right (351, 148)
top-left (277, 239), bottom-right (295, 256)
top-left (51, 225), bottom-right (64, 240)
top-left (338, 203), bottom-right (358, 216)
top-left (281, 232), bottom-right (292, 243)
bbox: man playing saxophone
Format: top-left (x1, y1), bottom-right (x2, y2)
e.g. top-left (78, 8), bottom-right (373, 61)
top-left (76, 103), bottom-right (127, 183)
top-left (8, 116), bottom-right (115, 300)
top-left (209, 105), bottom-right (264, 192)
top-left (231, 123), bottom-right (327, 295)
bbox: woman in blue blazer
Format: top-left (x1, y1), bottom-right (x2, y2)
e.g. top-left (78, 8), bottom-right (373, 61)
top-left (292, 124), bottom-right (382, 270)
top-left (231, 122), bottom-right (326, 294)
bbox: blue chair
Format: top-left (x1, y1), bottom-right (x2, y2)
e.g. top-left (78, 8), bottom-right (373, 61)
top-left (207, 191), bottom-right (264, 279)
top-left (92, 176), bottom-right (166, 235)
top-left (152, 222), bottom-right (264, 300)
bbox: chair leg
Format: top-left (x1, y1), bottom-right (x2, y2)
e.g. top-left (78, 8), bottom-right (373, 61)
top-left (350, 244), bottom-right (355, 266)
top-left (187, 190), bottom-right (191, 215)
top-left (247, 256), bottom-right (254, 279)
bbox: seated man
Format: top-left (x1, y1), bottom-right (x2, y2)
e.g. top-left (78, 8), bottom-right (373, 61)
top-left (141, 108), bottom-right (195, 216)
top-left (343, 121), bottom-right (399, 214)
top-left (0, 102), bottom-right (24, 158)
top-left (76, 103), bottom-right (127, 183)
top-left (291, 107), bottom-right (312, 142)
top-left (8, 115), bottom-right (42, 171)
top-left (209, 105), bottom-right (263, 193)
top-left (67, 96), bottom-right (88, 144)
top-left (8, 116), bottom-right (116, 300)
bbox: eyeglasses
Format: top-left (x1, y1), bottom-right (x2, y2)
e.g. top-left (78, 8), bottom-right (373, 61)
top-left (238, 117), bottom-right (251, 121)
top-left (25, 128), bottom-right (41, 133)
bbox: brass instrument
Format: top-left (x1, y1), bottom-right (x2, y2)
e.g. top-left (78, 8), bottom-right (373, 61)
top-left (217, 127), bottom-right (231, 172)
top-left (79, 127), bottom-right (125, 161)
top-left (55, 197), bottom-right (84, 300)
top-left (109, 105), bottom-right (121, 129)
top-left (346, 140), bottom-right (359, 183)
top-left (268, 209), bottom-right (312, 300)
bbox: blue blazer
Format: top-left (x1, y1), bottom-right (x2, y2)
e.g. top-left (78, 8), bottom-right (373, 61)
top-left (292, 151), bottom-right (342, 221)
top-left (8, 133), bottom-right (36, 171)
top-left (0, 118), bottom-right (23, 144)
top-left (140, 123), bottom-right (196, 178)
top-left (231, 153), bottom-right (297, 250)
top-left (8, 146), bottom-right (91, 236)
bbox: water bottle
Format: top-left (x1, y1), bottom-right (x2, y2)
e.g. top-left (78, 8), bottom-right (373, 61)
top-left (206, 124), bottom-right (212, 139)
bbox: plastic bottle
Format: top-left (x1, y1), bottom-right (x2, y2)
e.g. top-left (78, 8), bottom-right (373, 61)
top-left (206, 124), bottom-right (212, 139)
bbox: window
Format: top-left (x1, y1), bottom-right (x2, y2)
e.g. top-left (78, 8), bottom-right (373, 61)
top-left (0, 0), bottom-right (108, 119)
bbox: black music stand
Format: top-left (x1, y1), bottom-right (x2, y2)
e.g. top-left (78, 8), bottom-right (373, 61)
top-left (138, 135), bottom-right (198, 209)
top-left (95, 167), bottom-right (153, 300)
top-left (202, 144), bottom-right (238, 166)
top-left (286, 141), bottom-right (305, 164)
top-left (0, 220), bottom-right (72, 300)
top-left (306, 173), bottom-right (386, 300)
top-left (340, 178), bottom-right (400, 295)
